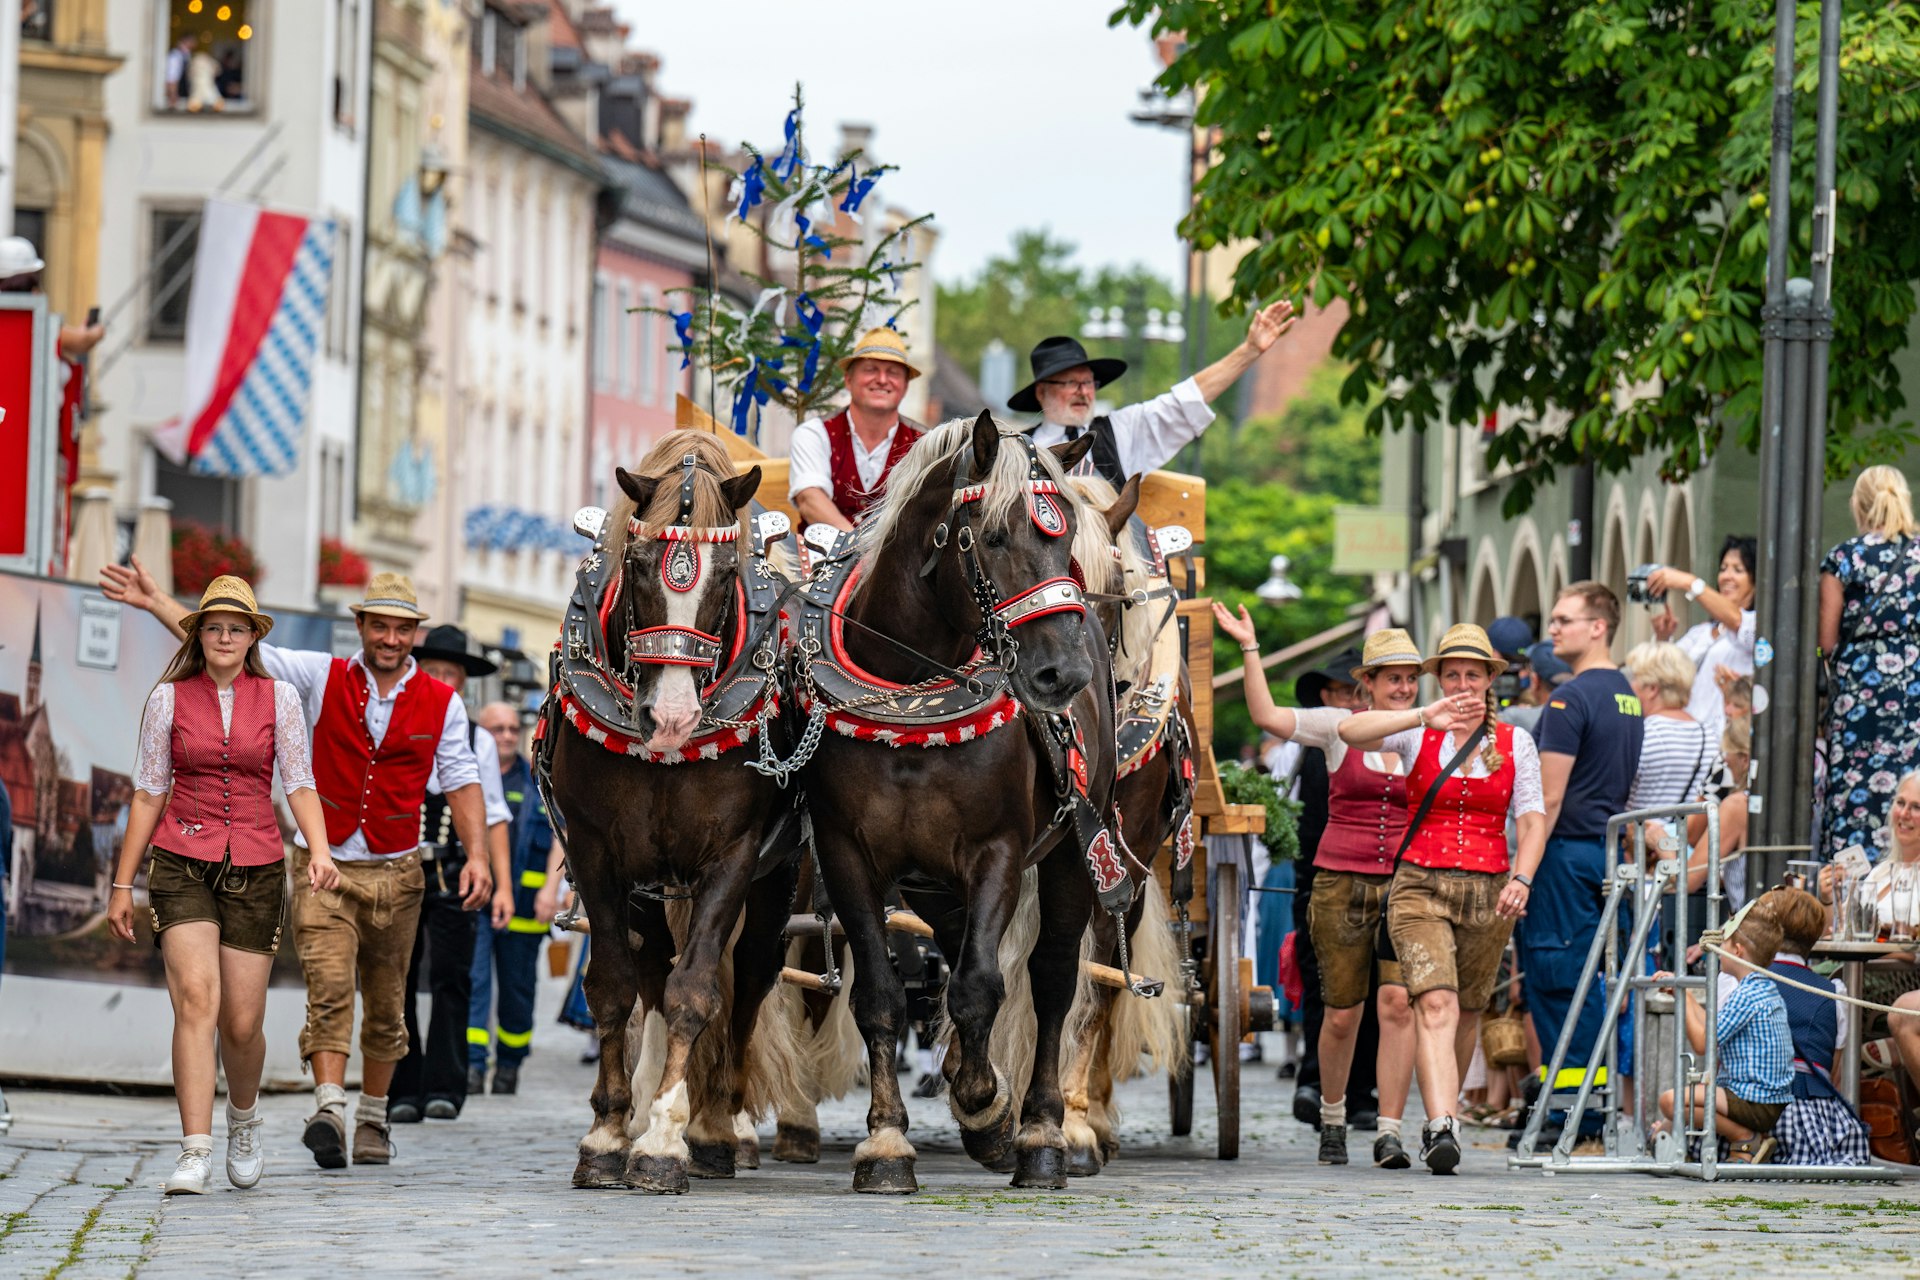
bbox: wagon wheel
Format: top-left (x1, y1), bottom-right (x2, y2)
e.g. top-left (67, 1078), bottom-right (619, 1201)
top-left (1168, 982), bottom-right (1195, 1136)
top-left (1209, 855), bottom-right (1242, 1160)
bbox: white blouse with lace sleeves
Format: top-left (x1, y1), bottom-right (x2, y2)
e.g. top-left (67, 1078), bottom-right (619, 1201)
top-left (132, 680), bottom-right (317, 797)
top-left (1381, 725), bottom-right (1545, 818)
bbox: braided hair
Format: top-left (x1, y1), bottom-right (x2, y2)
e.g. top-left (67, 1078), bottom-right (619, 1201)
top-left (1479, 680), bottom-right (1505, 773)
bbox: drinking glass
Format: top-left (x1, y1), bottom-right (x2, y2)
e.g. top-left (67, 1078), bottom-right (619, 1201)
top-left (1892, 865), bottom-right (1917, 943)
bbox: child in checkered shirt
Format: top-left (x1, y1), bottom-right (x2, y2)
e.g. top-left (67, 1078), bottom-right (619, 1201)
top-left (1651, 909), bottom-right (1795, 1163)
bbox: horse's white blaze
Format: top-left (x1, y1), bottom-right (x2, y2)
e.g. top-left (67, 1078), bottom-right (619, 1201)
top-left (632, 1078), bottom-right (692, 1160)
top-left (643, 541), bottom-right (717, 752)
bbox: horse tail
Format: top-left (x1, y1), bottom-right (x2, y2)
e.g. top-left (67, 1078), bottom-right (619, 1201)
top-left (738, 954), bottom-right (808, 1121)
top-left (1104, 872), bottom-right (1185, 1081)
top-left (780, 934), bottom-right (866, 1103)
top-left (983, 865), bottom-right (1045, 1104)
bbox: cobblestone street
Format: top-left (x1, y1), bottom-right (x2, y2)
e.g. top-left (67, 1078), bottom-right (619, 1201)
top-left (3, 1037), bottom-right (1916, 1279)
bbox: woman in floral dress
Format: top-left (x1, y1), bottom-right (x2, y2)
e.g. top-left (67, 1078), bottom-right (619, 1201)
top-left (1819, 465), bottom-right (1920, 860)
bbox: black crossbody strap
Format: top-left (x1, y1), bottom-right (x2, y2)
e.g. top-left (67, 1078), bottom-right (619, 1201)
top-left (1390, 722), bottom-right (1490, 867)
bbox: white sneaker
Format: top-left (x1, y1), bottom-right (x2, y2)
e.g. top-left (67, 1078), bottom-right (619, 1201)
top-left (163, 1148), bottom-right (214, 1195)
top-left (227, 1113), bottom-right (265, 1188)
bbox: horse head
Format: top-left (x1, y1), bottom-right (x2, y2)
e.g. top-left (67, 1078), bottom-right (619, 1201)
top-left (608, 432), bottom-right (761, 753)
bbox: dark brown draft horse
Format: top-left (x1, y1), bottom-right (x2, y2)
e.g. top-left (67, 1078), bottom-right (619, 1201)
top-left (542, 431), bottom-right (799, 1195)
top-left (796, 411), bottom-right (1116, 1194)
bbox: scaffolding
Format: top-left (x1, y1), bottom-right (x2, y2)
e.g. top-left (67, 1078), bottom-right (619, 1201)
top-left (1507, 801), bottom-right (1905, 1181)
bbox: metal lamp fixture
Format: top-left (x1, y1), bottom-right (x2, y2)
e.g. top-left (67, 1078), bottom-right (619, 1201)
top-left (1256, 554), bottom-right (1302, 604)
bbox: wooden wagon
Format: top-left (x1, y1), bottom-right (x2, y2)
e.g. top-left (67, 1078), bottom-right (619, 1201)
top-left (684, 400), bottom-right (1276, 1161)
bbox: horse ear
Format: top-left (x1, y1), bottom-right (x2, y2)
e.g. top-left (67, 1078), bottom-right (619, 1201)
top-left (1051, 434), bottom-right (1095, 473)
top-left (616, 467), bottom-right (659, 509)
top-left (1105, 473), bottom-right (1143, 537)
top-left (970, 408), bottom-right (1000, 474)
top-left (721, 465), bottom-right (762, 511)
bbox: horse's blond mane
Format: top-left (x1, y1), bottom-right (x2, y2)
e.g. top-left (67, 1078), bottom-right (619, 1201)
top-left (605, 430), bottom-right (752, 561)
top-left (1066, 476), bottom-right (1160, 687)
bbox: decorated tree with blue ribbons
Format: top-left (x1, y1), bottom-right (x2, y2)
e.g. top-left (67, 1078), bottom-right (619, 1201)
top-left (666, 85), bottom-right (930, 441)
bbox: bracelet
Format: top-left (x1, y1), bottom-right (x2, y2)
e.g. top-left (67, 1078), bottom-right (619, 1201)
top-left (1240, 644), bottom-right (1260, 654)
top-left (1513, 873), bottom-right (1533, 888)
top-left (1416, 706), bottom-right (1428, 727)
top-left (111, 882), bottom-right (136, 891)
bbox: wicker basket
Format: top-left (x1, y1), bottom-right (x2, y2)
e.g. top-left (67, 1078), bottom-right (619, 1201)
top-left (1480, 1011), bottom-right (1528, 1069)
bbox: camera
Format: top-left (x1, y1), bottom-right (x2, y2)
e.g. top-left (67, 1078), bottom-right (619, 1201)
top-left (1627, 563), bottom-right (1666, 607)
top-left (1491, 670), bottom-right (1522, 707)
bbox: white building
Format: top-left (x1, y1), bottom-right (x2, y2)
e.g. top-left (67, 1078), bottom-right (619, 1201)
top-left (93, 0), bottom-right (372, 608)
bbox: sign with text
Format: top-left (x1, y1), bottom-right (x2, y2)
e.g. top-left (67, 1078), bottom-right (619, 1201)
top-left (75, 598), bottom-right (122, 670)
top-left (1333, 505), bottom-right (1410, 575)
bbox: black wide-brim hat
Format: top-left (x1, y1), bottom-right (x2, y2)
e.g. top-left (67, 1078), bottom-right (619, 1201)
top-left (1294, 648), bottom-right (1363, 707)
top-left (414, 624), bottom-right (498, 677)
top-left (1007, 336), bottom-right (1128, 414)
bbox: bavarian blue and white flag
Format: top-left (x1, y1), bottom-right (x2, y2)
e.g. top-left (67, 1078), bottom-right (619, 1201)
top-left (153, 198), bottom-right (335, 476)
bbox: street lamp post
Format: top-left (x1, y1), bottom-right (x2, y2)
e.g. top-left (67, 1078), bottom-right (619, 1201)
top-left (1082, 283), bottom-right (1185, 406)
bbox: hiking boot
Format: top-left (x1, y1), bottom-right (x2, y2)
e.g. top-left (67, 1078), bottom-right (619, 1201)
top-left (163, 1148), bottom-right (214, 1195)
top-left (424, 1097), bottom-right (460, 1120)
top-left (1421, 1120), bottom-right (1461, 1175)
top-left (1317, 1123), bottom-right (1349, 1165)
top-left (388, 1101), bottom-right (423, 1125)
top-left (1373, 1131), bottom-right (1411, 1170)
top-left (353, 1117), bottom-right (394, 1165)
top-left (225, 1112), bottom-right (265, 1188)
top-left (467, 1067), bottom-right (486, 1097)
top-left (491, 1065), bottom-right (519, 1096)
top-left (302, 1107), bottom-right (348, 1170)
top-left (1292, 1084), bottom-right (1322, 1129)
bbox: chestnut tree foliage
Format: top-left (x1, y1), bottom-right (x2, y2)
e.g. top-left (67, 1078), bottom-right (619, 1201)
top-left (1113, 0), bottom-right (1920, 512)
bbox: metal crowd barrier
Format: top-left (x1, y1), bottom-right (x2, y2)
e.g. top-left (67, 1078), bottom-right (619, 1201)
top-left (1507, 801), bottom-right (1904, 1182)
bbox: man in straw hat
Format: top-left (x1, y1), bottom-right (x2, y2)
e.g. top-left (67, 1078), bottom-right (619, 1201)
top-left (1012, 300), bottom-right (1298, 488)
top-left (787, 326), bottom-right (925, 532)
top-left (102, 559), bottom-right (510, 1171)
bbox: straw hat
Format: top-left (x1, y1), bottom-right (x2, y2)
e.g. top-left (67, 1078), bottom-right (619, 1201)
top-left (179, 575), bottom-right (274, 639)
top-left (1421, 623), bottom-right (1508, 677)
top-left (1350, 628), bottom-right (1422, 681)
top-left (836, 327), bottom-right (923, 380)
top-left (349, 572), bottom-right (429, 621)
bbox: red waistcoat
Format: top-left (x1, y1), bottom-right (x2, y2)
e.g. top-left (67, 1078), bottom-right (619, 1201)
top-left (312, 658), bottom-right (455, 854)
top-left (1317, 742), bottom-right (1409, 876)
top-left (156, 672), bottom-right (283, 866)
top-left (824, 410), bottom-right (920, 524)
top-left (1403, 723), bottom-right (1515, 874)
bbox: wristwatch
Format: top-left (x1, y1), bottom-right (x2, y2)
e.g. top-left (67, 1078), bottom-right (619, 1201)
top-left (1685, 577), bottom-right (1707, 602)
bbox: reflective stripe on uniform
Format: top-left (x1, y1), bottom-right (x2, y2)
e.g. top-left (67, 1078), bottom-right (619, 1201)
top-left (506, 790), bottom-right (525, 804)
top-left (467, 1027), bottom-right (491, 1046)
top-left (1538, 1065), bottom-right (1608, 1089)
top-left (520, 869), bottom-right (548, 888)
top-left (507, 916), bottom-right (549, 934)
top-left (497, 1027), bottom-right (534, 1048)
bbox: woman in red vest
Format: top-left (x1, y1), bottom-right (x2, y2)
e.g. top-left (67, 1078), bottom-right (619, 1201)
top-left (1339, 623), bottom-right (1547, 1175)
top-left (107, 576), bottom-right (339, 1197)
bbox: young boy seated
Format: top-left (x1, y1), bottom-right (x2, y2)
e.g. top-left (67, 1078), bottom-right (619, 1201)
top-left (1650, 907), bottom-right (1794, 1163)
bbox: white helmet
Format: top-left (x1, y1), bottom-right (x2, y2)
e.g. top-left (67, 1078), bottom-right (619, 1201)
top-left (0, 236), bottom-right (46, 277)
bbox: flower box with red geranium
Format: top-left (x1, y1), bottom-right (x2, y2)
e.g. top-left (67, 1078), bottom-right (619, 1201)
top-left (171, 521), bottom-right (262, 596)
top-left (318, 537), bottom-right (371, 587)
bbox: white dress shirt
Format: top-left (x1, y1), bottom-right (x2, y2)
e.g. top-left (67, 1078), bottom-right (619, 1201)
top-left (258, 644), bottom-right (484, 861)
top-left (788, 414), bottom-right (905, 500)
top-left (1675, 611), bottom-right (1757, 736)
top-left (1026, 376), bottom-right (1214, 477)
top-left (427, 729), bottom-right (512, 829)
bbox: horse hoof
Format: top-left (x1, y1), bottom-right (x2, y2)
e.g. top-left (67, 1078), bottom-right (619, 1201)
top-left (572, 1152), bottom-right (629, 1189)
top-left (773, 1124), bottom-right (820, 1164)
top-left (1066, 1144), bottom-right (1102, 1178)
top-left (1098, 1137), bottom-right (1120, 1164)
top-left (852, 1156), bottom-right (918, 1195)
top-left (1011, 1144), bottom-right (1069, 1190)
top-left (688, 1140), bottom-right (736, 1179)
top-left (629, 1155), bottom-right (691, 1195)
top-left (959, 1102), bottom-right (1016, 1173)
top-left (735, 1137), bottom-right (761, 1170)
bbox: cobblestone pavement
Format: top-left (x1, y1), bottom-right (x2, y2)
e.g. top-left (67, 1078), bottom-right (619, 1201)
top-left (2, 1041), bottom-right (1916, 1279)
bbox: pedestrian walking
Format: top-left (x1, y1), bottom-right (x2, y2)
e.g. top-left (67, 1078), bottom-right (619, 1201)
top-left (467, 702), bottom-right (566, 1096)
top-left (105, 576), bottom-right (340, 1195)
top-left (1339, 623), bottom-right (1547, 1174)
top-left (389, 628), bottom-right (511, 1123)
top-left (101, 559), bottom-right (509, 1171)
top-left (1523, 583), bottom-right (1643, 1132)
top-left (1215, 609), bottom-right (1423, 1170)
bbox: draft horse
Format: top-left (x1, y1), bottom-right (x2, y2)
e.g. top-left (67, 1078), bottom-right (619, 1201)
top-left (540, 431), bottom-right (800, 1195)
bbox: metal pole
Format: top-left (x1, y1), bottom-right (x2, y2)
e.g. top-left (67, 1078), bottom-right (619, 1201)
top-left (1406, 425), bottom-right (1425, 640)
top-left (1569, 460), bottom-right (1594, 582)
top-left (0, 9), bottom-right (19, 238)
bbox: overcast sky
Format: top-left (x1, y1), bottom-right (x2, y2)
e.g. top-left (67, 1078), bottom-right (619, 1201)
top-left (606, 0), bottom-right (1190, 287)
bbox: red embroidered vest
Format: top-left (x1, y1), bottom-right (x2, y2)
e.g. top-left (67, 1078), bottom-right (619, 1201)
top-left (312, 658), bottom-right (455, 854)
top-left (1316, 741), bottom-right (1409, 876)
top-left (1403, 722), bottom-right (1515, 874)
top-left (824, 410), bottom-right (920, 524)
top-left (156, 672), bottom-right (283, 866)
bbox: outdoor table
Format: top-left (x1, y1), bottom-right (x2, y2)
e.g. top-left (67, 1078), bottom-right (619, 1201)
top-left (1810, 938), bottom-right (1920, 1104)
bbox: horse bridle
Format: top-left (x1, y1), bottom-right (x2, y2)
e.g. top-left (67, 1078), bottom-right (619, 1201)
top-left (919, 434), bottom-right (1087, 672)
top-left (620, 452), bottom-right (739, 684)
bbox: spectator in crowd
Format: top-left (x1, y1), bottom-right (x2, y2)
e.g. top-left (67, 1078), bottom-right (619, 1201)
top-left (1524, 583), bottom-right (1643, 1126)
top-left (1820, 465), bottom-right (1920, 861)
top-left (1501, 642), bottom-right (1572, 737)
top-left (1681, 719), bottom-right (1754, 917)
top-left (1215, 612), bottom-right (1421, 1169)
top-left (1625, 642), bottom-right (1715, 814)
top-left (1339, 624), bottom-right (1547, 1175)
top-left (1487, 616), bottom-right (1535, 684)
top-left (1652, 907), bottom-right (1794, 1164)
top-left (1870, 774), bottom-right (1920, 1092)
top-left (1752, 888), bottom-right (1870, 1166)
top-left (1645, 535), bottom-right (1759, 738)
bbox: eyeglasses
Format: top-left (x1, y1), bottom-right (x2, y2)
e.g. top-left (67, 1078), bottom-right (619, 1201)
top-left (199, 624), bottom-right (255, 639)
top-left (1545, 614), bottom-right (1597, 630)
top-left (1039, 378), bottom-right (1099, 392)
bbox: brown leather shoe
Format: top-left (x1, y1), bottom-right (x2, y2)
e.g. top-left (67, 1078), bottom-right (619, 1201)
top-left (352, 1117), bottom-right (393, 1166)
top-left (302, 1107), bottom-right (348, 1169)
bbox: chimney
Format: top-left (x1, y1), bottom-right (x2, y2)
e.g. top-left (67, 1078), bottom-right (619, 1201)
top-left (839, 122), bottom-right (874, 163)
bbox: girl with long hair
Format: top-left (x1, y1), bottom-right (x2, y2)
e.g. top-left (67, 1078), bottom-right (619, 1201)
top-left (107, 577), bottom-right (339, 1195)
